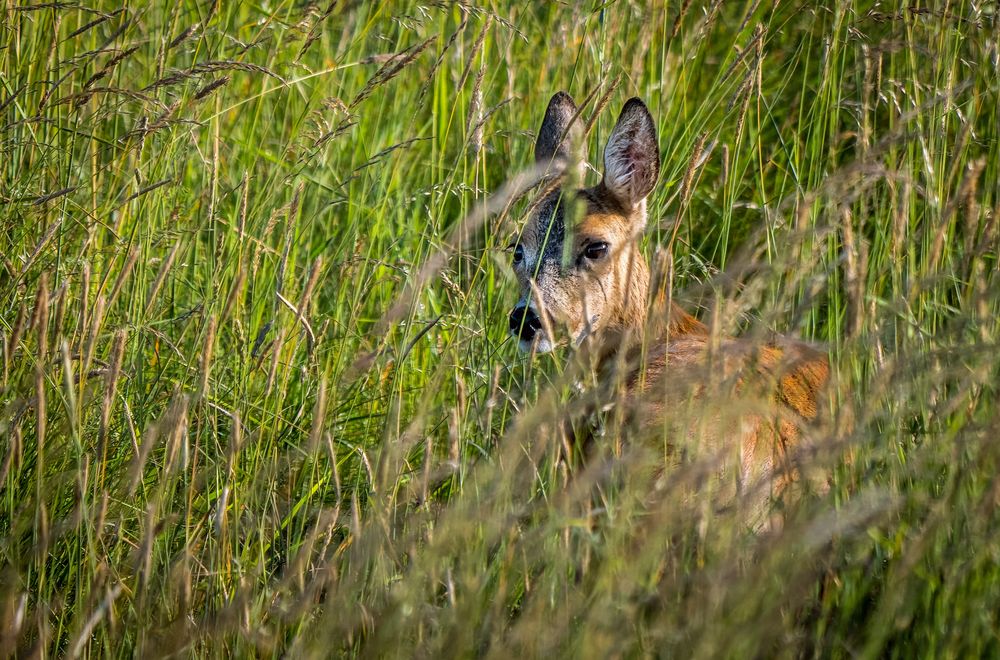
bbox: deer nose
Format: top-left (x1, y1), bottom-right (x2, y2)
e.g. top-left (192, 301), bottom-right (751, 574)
top-left (509, 306), bottom-right (544, 341)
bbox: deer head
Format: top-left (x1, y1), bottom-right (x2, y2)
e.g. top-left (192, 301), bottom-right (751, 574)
top-left (509, 92), bottom-right (661, 353)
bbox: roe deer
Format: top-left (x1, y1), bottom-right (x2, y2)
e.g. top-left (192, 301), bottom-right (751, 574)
top-left (508, 92), bottom-right (830, 522)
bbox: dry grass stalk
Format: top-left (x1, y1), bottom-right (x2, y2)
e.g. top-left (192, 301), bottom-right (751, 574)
top-left (220, 266), bottom-right (247, 324)
top-left (458, 13), bottom-right (492, 91)
top-left (33, 275), bottom-right (50, 465)
top-left (350, 37), bottom-right (436, 109)
top-left (3, 303), bottom-right (27, 386)
top-left (97, 329), bottom-right (128, 486)
top-left (144, 238), bottom-right (182, 315)
top-left (106, 246), bottom-right (140, 310)
top-left (198, 317), bottom-right (217, 400)
top-left (296, 1), bottom-right (340, 61)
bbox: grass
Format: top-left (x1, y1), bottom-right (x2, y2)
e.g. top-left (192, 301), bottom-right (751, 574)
top-left (1, 0), bottom-right (998, 656)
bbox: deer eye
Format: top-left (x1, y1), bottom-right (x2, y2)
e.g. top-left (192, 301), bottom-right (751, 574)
top-left (512, 244), bottom-right (525, 265)
top-left (582, 241), bottom-right (609, 261)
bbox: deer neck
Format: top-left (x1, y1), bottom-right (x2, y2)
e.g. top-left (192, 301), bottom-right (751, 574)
top-left (606, 245), bottom-right (651, 334)
top-left (602, 245), bottom-right (706, 343)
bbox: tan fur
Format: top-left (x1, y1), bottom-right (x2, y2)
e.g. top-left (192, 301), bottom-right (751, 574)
top-left (630, 335), bottom-right (830, 502)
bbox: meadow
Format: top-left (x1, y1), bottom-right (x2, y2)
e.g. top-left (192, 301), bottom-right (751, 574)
top-left (1, 1), bottom-right (998, 656)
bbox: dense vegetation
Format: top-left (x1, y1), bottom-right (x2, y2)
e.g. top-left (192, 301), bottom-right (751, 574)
top-left (1, 1), bottom-right (998, 656)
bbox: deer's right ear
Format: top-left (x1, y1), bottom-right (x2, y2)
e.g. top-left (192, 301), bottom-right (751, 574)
top-left (602, 98), bottom-right (660, 208)
top-left (534, 91), bottom-right (583, 168)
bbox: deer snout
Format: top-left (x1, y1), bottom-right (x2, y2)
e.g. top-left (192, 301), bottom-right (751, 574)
top-left (509, 305), bottom-right (544, 342)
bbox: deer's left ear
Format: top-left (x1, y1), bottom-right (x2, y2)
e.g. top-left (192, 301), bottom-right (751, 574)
top-left (535, 91), bottom-right (583, 167)
top-left (602, 98), bottom-right (660, 208)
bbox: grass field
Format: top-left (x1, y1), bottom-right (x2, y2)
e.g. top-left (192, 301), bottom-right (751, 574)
top-left (1, 1), bottom-right (998, 656)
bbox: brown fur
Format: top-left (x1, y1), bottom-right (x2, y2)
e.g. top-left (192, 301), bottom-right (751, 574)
top-left (576, 329), bottom-right (829, 526)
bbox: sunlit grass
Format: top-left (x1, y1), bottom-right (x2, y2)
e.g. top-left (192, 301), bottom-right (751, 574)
top-left (0, 1), bottom-right (997, 656)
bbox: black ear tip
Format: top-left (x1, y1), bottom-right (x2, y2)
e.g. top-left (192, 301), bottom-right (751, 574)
top-left (535, 90), bottom-right (582, 163)
top-left (548, 91), bottom-right (577, 110)
top-left (620, 97), bottom-right (651, 117)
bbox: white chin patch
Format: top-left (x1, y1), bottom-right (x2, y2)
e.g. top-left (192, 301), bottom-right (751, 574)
top-left (517, 337), bottom-right (555, 354)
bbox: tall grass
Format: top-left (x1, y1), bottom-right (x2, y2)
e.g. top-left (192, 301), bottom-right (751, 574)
top-left (1, 1), bottom-right (997, 656)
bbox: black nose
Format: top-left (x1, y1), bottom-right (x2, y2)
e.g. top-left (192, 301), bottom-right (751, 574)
top-left (509, 306), bottom-right (543, 341)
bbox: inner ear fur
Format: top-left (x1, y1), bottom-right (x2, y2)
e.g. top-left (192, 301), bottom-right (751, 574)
top-left (602, 98), bottom-right (660, 208)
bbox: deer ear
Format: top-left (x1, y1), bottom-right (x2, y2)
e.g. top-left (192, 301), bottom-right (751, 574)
top-left (602, 98), bottom-right (660, 208)
top-left (535, 91), bottom-right (583, 168)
